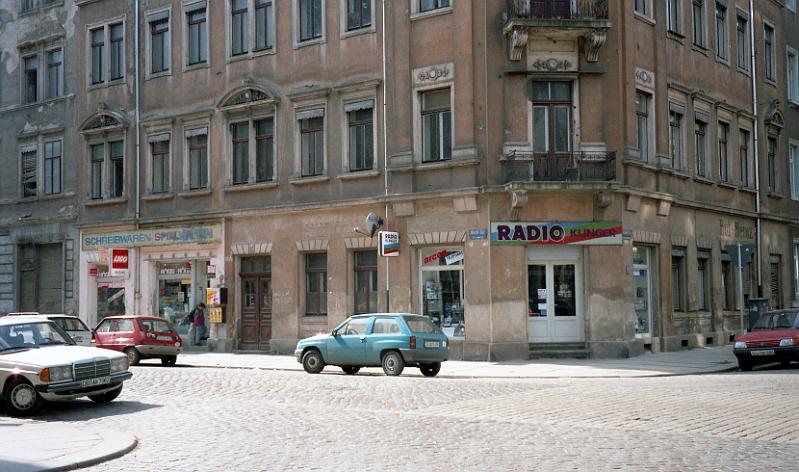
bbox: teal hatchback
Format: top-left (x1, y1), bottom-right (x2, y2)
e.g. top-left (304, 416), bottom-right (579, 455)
top-left (294, 313), bottom-right (449, 377)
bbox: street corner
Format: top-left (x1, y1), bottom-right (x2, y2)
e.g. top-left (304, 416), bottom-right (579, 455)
top-left (0, 420), bottom-right (137, 472)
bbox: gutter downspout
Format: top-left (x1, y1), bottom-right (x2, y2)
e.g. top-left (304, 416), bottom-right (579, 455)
top-left (382, 0), bottom-right (390, 311)
top-left (748, 0), bottom-right (763, 294)
top-left (134, 0), bottom-right (142, 313)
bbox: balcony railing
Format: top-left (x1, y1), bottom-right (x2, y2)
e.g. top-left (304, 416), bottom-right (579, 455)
top-left (506, 0), bottom-right (609, 20)
top-left (503, 151), bottom-right (616, 182)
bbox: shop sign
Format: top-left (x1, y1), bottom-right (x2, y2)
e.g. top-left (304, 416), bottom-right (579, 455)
top-left (89, 265), bottom-right (99, 277)
top-left (206, 288), bottom-right (221, 306)
top-left (379, 231), bottom-right (400, 257)
top-left (468, 229), bottom-right (487, 240)
top-left (207, 264), bottom-right (216, 278)
top-left (110, 248), bottom-right (129, 276)
top-left (423, 249), bottom-right (448, 265)
top-left (97, 281), bottom-right (125, 289)
top-left (490, 221), bottom-right (622, 245)
top-left (444, 250), bottom-right (464, 265)
top-left (82, 225), bottom-right (221, 250)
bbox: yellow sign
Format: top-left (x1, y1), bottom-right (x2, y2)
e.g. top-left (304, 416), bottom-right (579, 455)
top-left (206, 288), bottom-right (221, 306)
top-left (209, 306), bottom-right (224, 323)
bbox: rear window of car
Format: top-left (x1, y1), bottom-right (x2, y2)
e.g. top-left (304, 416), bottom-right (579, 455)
top-left (138, 319), bottom-right (172, 333)
top-left (753, 311), bottom-right (799, 330)
top-left (403, 316), bottom-right (441, 334)
top-left (50, 317), bottom-right (90, 332)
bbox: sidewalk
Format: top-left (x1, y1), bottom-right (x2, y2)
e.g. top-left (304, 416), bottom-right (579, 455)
top-left (174, 345), bottom-right (739, 378)
top-left (0, 420), bottom-right (136, 472)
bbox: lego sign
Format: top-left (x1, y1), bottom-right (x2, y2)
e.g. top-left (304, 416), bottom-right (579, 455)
top-left (110, 249), bottom-right (129, 276)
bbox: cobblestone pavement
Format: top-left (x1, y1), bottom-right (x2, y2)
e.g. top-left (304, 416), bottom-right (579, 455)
top-left (35, 363), bottom-right (799, 471)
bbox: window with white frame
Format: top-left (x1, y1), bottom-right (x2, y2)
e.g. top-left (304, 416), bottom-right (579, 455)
top-left (186, 127), bottom-right (209, 190)
top-left (736, 13), bottom-right (748, 71)
top-left (229, 117), bottom-right (275, 185)
top-left (43, 139), bottom-right (62, 195)
top-left (346, 100), bottom-right (374, 171)
top-left (90, 27), bottom-right (104, 85)
top-left (667, 0), bottom-right (681, 33)
top-left (346, 0), bottom-right (371, 31)
top-left (635, 91), bottom-right (652, 162)
top-left (231, 122), bottom-right (249, 184)
top-left (764, 23), bottom-right (776, 82)
top-left (89, 140), bottom-right (124, 200)
top-left (90, 22), bottom-right (125, 85)
top-left (419, 0), bottom-right (450, 13)
top-left (23, 55), bottom-right (38, 103)
top-left (148, 134), bottom-right (171, 194)
top-left (255, 118), bottom-right (274, 181)
top-left (740, 128), bottom-right (750, 187)
top-left (148, 12), bottom-right (170, 75)
top-left (694, 111), bottom-right (709, 177)
top-left (634, 0), bottom-right (651, 18)
top-left (715, 1), bottom-right (727, 60)
top-left (790, 141), bottom-right (799, 200)
top-left (788, 47), bottom-right (799, 104)
top-left (255, 0), bottom-right (274, 51)
top-left (421, 88), bottom-right (452, 162)
top-left (718, 121), bottom-right (729, 182)
top-left (532, 81), bottom-right (572, 155)
top-left (299, 110), bottom-right (325, 177)
top-left (186, 2), bottom-right (208, 66)
top-left (692, 0), bottom-right (706, 48)
top-left (46, 49), bottom-right (62, 99)
top-left (230, 0), bottom-right (274, 57)
top-left (298, 0), bottom-right (323, 42)
top-left (231, 0), bottom-right (248, 56)
top-left (669, 103), bottom-right (685, 170)
top-left (20, 143), bottom-right (38, 198)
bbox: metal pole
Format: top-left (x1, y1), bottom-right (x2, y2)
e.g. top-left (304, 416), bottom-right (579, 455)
top-left (737, 243), bottom-right (745, 333)
top-left (381, 0), bottom-right (390, 312)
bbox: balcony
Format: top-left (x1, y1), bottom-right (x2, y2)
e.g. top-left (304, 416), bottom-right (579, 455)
top-left (502, 151), bottom-right (616, 183)
top-left (504, 0), bottom-right (612, 62)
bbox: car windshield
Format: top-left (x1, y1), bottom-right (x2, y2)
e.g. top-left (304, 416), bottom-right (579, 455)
top-left (752, 311), bottom-right (799, 330)
top-left (51, 317), bottom-right (90, 332)
top-left (403, 316), bottom-right (442, 334)
top-left (0, 321), bottom-right (75, 351)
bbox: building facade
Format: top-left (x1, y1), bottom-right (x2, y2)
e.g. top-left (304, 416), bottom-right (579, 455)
top-left (2, 0), bottom-right (797, 360)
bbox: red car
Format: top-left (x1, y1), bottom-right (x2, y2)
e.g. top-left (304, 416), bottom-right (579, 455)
top-left (93, 315), bottom-right (183, 366)
top-left (733, 309), bottom-right (799, 371)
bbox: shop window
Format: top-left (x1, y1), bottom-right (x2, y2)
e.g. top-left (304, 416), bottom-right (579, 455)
top-left (354, 251), bottom-right (377, 314)
top-left (736, 14), bottom-right (748, 71)
top-left (672, 248), bottom-right (686, 312)
top-left (44, 139), bottom-right (62, 195)
top-left (305, 253), bottom-right (327, 316)
top-left (420, 247), bottom-right (464, 338)
top-left (770, 255), bottom-right (782, 309)
top-left (633, 245), bottom-right (654, 336)
top-left (697, 251), bottom-right (710, 311)
top-left (421, 88), bottom-right (452, 162)
top-left (157, 262), bottom-right (195, 332)
top-left (96, 280), bottom-right (125, 322)
top-left (186, 3), bottom-right (207, 65)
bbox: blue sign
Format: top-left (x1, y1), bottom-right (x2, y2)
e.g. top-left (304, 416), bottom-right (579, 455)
top-left (469, 229), bottom-right (487, 240)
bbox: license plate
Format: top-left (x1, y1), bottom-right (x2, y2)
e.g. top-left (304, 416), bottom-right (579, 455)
top-left (424, 341), bottom-right (440, 348)
top-left (80, 377), bottom-right (111, 388)
top-left (751, 349), bottom-right (775, 357)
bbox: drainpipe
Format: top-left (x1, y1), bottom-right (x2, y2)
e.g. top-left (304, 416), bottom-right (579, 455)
top-left (381, 0), bottom-right (390, 311)
top-left (134, 0), bottom-right (142, 313)
top-left (748, 0), bottom-right (763, 294)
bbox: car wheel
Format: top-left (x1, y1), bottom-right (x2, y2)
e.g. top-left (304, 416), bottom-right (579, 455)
top-left (341, 366), bottom-right (360, 375)
top-left (88, 385), bottom-right (123, 403)
top-left (738, 360), bottom-right (753, 371)
top-left (4, 378), bottom-right (42, 417)
top-left (419, 362), bottom-right (441, 377)
top-left (302, 350), bottom-right (325, 374)
top-left (381, 351), bottom-right (405, 376)
top-left (124, 347), bottom-right (141, 366)
top-left (161, 355), bottom-right (177, 367)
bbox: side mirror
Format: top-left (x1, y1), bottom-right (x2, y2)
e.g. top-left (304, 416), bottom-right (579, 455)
top-left (331, 329), bottom-right (338, 336)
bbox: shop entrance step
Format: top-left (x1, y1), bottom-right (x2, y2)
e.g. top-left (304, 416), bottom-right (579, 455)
top-left (528, 342), bottom-right (589, 359)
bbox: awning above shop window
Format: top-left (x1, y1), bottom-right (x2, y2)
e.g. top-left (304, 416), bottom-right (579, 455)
top-left (184, 1), bottom-right (206, 13)
top-left (148, 133), bottom-right (171, 143)
top-left (296, 108), bottom-right (324, 120)
top-left (184, 127), bottom-right (208, 138)
top-left (344, 99), bottom-right (374, 113)
top-left (694, 110), bottom-right (710, 124)
top-left (669, 102), bottom-right (685, 115)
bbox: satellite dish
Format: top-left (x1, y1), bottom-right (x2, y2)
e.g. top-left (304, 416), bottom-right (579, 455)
top-left (363, 212), bottom-right (383, 238)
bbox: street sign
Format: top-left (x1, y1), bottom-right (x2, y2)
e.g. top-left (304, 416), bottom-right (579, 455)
top-left (724, 244), bottom-right (755, 269)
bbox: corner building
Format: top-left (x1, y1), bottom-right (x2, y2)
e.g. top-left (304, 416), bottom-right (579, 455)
top-left (69, 0), bottom-right (799, 360)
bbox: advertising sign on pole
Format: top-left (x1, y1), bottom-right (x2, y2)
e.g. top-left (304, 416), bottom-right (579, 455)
top-left (379, 231), bottom-right (400, 257)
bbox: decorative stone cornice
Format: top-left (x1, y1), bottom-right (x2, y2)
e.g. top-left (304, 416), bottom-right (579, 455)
top-left (296, 239), bottom-right (329, 252)
top-left (408, 231), bottom-right (466, 246)
top-left (230, 242), bottom-right (272, 255)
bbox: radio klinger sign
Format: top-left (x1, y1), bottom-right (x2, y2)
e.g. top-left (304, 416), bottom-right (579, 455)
top-left (110, 248), bottom-right (129, 276)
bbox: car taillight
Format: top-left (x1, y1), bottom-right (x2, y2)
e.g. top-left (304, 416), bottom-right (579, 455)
top-left (410, 336), bottom-right (416, 349)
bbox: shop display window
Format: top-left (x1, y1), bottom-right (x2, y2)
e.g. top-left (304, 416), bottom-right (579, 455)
top-left (420, 246), bottom-right (464, 339)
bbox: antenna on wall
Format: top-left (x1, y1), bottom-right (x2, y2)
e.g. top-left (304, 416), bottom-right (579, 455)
top-left (353, 212), bottom-right (383, 237)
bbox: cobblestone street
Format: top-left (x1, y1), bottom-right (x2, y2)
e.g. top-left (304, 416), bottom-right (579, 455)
top-left (25, 363), bottom-right (798, 471)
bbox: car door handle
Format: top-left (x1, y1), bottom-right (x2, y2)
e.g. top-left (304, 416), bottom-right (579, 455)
top-left (359, 336), bottom-right (366, 343)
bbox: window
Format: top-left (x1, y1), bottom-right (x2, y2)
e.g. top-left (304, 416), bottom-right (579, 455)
top-left (740, 129), bottom-right (750, 187)
top-left (715, 2), bottom-right (727, 60)
top-left (354, 251), bottom-right (377, 314)
top-left (21, 146), bottom-right (37, 198)
top-left (150, 15), bottom-right (170, 74)
top-left (187, 130), bottom-right (208, 190)
top-left (419, 0), bottom-right (449, 13)
top-left (346, 0), bottom-right (371, 31)
top-left (187, 4), bottom-right (207, 65)
top-left (695, 114), bottom-right (708, 177)
top-left (90, 143), bottom-right (104, 199)
top-left (697, 252), bottom-right (710, 310)
top-left (718, 121), bottom-right (729, 182)
top-left (300, 115), bottom-right (324, 177)
top-left (421, 88), bottom-right (452, 162)
top-left (692, 0), bottom-right (706, 48)
top-left (90, 27), bottom-right (104, 84)
top-left (91, 141), bottom-right (124, 199)
top-left (347, 104), bottom-right (374, 171)
top-left (669, 104), bottom-right (684, 170)
top-left (421, 247), bottom-right (464, 338)
top-left (299, 0), bottom-right (323, 42)
top-left (46, 49), bottom-right (62, 99)
top-left (305, 253), bottom-right (327, 316)
top-left (635, 91), bottom-right (651, 162)
top-left (110, 141), bottom-right (124, 198)
top-left (667, 0), bottom-right (681, 33)
top-left (788, 48), bottom-right (799, 104)
top-left (634, 0), bottom-right (649, 17)
top-left (770, 255), bottom-right (782, 309)
top-left (24, 55), bottom-right (38, 103)
top-left (255, 118), bottom-right (273, 182)
top-left (632, 245), bottom-right (654, 336)
top-left (790, 141), bottom-right (799, 200)
top-left (767, 137), bottom-right (777, 193)
top-left (794, 242), bottom-right (799, 302)
top-left (43, 140), bottom-right (61, 195)
top-left (21, 0), bottom-right (37, 13)
top-left (721, 256), bottom-right (733, 310)
top-left (764, 24), bottom-right (775, 81)
top-left (255, 0), bottom-right (274, 51)
top-left (109, 23), bottom-right (124, 80)
top-left (788, 0), bottom-right (797, 13)
top-left (736, 14), bottom-right (748, 71)
top-left (672, 249), bottom-right (686, 312)
top-left (150, 137), bottom-right (170, 194)
top-left (532, 82), bottom-right (571, 156)
top-left (231, 0), bottom-right (248, 56)
top-left (231, 122), bottom-right (249, 184)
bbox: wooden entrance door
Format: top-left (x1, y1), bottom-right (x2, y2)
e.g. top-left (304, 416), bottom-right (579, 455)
top-left (241, 275), bottom-right (272, 348)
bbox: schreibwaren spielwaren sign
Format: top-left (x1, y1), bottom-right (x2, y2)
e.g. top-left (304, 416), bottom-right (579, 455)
top-left (82, 225), bottom-right (221, 250)
top-left (490, 222), bottom-right (622, 245)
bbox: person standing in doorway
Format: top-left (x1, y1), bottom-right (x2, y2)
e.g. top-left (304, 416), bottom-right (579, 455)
top-left (191, 303), bottom-right (206, 346)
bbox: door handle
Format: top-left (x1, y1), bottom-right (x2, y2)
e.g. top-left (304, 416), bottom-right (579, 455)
top-left (359, 336), bottom-right (366, 343)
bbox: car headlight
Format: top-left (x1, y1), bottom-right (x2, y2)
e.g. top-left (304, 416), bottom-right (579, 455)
top-left (779, 339), bottom-right (795, 347)
top-left (40, 365), bottom-right (73, 382)
top-left (734, 341), bottom-right (747, 349)
top-left (110, 356), bottom-right (129, 372)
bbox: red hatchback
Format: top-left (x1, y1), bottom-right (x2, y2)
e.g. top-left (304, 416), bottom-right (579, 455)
top-left (93, 315), bottom-right (183, 366)
top-left (733, 309), bottom-right (799, 371)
